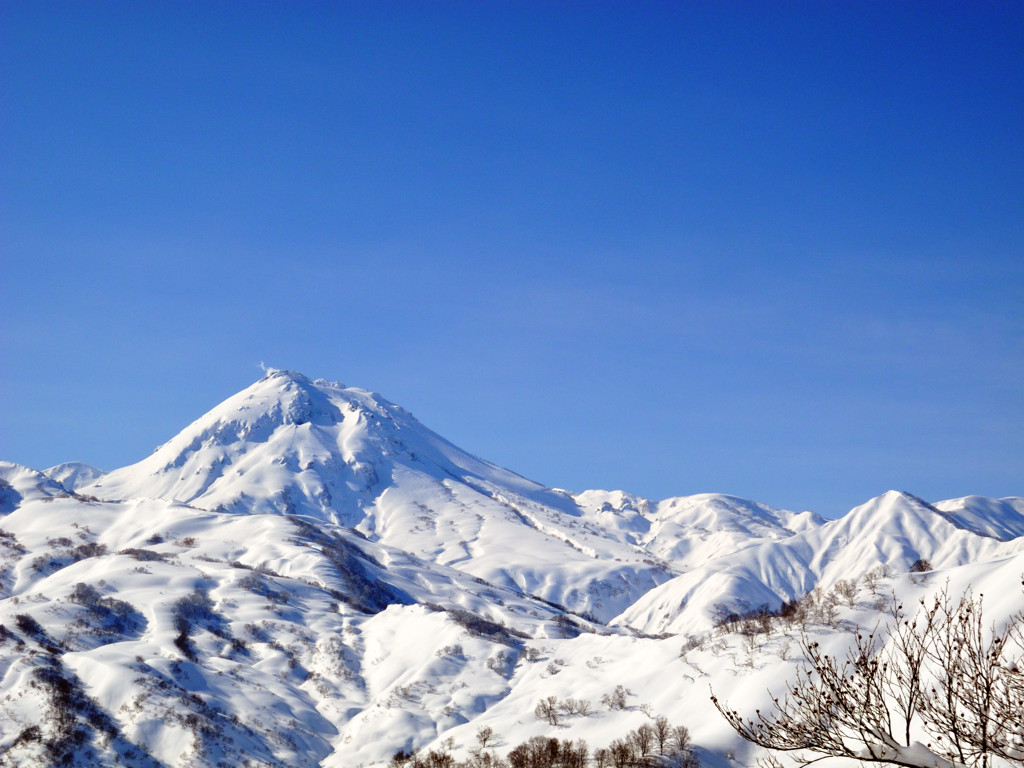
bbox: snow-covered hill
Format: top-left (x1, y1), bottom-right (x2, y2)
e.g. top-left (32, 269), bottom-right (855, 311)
top-left (1, 370), bottom-right (1021, 768)
top-left (42, 462), bottom-right (106, 491)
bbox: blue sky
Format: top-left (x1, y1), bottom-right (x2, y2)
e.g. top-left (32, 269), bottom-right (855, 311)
top-left (2, 2), bottom-right (1021, 517)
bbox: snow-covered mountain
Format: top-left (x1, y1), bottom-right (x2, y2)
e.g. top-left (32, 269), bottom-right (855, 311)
top-left (616, 489), bottom-right (1024, 635)
top-left (42, 462), bottom-right (106, 492)
top-left (0, 370), bottom-right (1021, 768)
top-left (77, 370), bottom-right (683, 621)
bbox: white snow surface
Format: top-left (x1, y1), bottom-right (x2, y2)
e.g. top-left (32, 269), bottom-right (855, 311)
top-left (43, 462), bottom-right (107, 491)
top-left (0, 370), bottom-right (1021, 768)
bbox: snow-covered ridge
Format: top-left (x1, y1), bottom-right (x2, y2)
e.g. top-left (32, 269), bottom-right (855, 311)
top-left (42, 462), bottom-right (106, 491)
top-left (932, 494), bottom-right (1024, 540)
top-left (0, 460), bottom-right (69, 513)
top-left (0, 371), bottom-right (1020, 767)
top-left (614, 489), bottom-right (1024, 635)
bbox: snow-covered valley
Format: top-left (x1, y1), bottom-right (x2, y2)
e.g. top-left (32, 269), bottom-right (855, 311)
top-left (1, 370), bottom-right (1021, 767)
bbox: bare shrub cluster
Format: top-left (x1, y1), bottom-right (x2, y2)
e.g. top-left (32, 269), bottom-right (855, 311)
top-left (390, 715), bottom-right (698, 768)
top-left (68, 582), bottom-right (145, 640)
top-left (170, 587), bottom-right (224, 659)
top-left (533, 696), bottom-right (593, 726)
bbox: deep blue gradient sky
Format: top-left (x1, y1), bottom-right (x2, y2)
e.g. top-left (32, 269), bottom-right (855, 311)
top-left (2, 2), bottom-right (1022, 517)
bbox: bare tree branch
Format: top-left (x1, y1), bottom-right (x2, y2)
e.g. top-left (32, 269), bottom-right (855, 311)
top-left (712, 581), bottom-right (1024, 768)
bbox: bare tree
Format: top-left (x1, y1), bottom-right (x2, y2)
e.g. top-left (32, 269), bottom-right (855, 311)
top-left (864, 565), bottom-right (892, 596)
top-left (921, 588), bottom-right (1024, 767)
top-left (681, 633), bottom-right (708, 655)
top-left (671, 724), bottom-right (692, 754)
top-left (534, 696), bottom-right (559, 726)
top-left (602, 684), bottom-right (629, 711)
top-left (671, 725), bottom-right (699, 768)
top-left (712, 582), bottom-right (1024, 768)
top-left (476, 725), bottom-right (495, 749)
top-left (833, 578), bottom-right (858, 608)
top-left (740, 619), bottom-right (764, 654)
top-left (608, 738), bottom-right (634, 768)
top-left (630, 723), bottom-right (655, 756)
top-left (558, 698), bottom-right (579, 717)
top-left (653, 716), bottom-right (672, 755)
top-left (777, 637), bottom-right (793, 661)
top-left (559, 739), bottom-right (588, 768)
top-left (816, 590), bottom-right (840, 627)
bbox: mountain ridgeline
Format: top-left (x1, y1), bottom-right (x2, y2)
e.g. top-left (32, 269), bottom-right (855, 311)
top-left (0, 369), bottom-right (1021, 768)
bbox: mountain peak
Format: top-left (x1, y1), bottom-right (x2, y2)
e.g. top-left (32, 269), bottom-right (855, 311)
top-left (78, 373), bottom-right (377, 513)
top-left (260, 367), bottom-right (349, 390)
top-left (260, 366), bottom-right (310, 382)
top-left (42, 461), bottom-right (106, 491)
top-left (242, 369), bottom-right (343, 428)
top-left (76, 373), bottom-right (522, 524)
